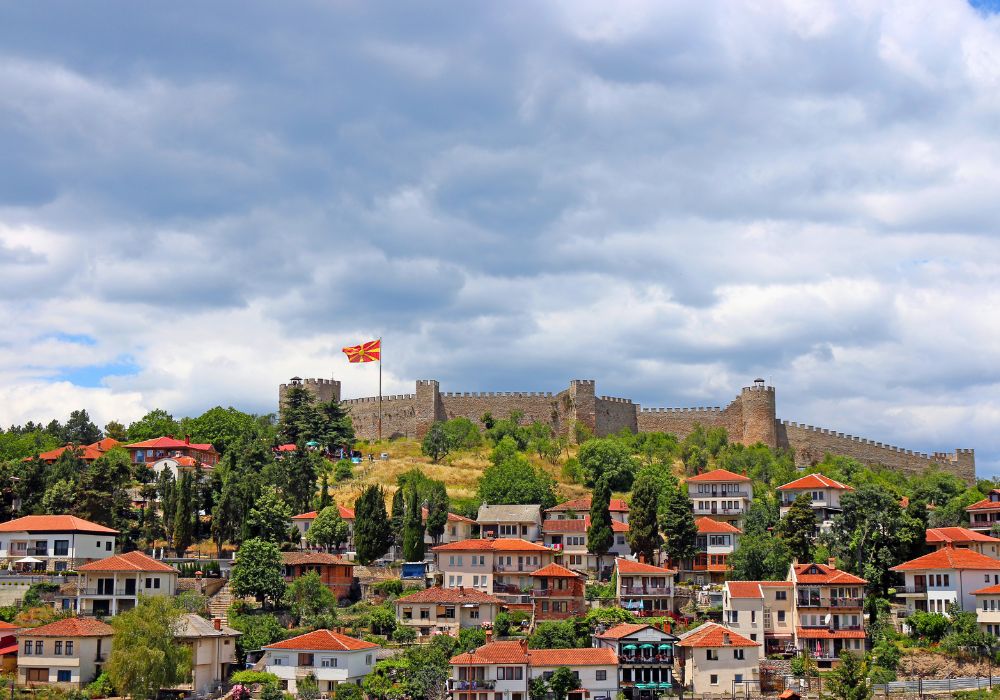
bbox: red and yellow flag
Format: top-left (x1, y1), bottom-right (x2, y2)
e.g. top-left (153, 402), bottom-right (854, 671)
top-left (342, 339), bottom-right (381, 363)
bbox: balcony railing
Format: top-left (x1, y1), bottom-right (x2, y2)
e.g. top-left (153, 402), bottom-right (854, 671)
top-left (797, 597), bottom-right (864, 608)
top-left (494, 564), bottom-right (532, 573)
top-left (449, 680), bottom-right (496, 691)
top-left (896, 585), bottom-right (928, 595)
top-left (692, 507), bottom-right (745, 515)
top-left (619, 654), bottom-right (673, 665)
top-left (690, 491), bottom-right (751, 499)
top-left (799, 624), bottom-right (864, 631)
top-left (79, 588), bottom-right (134, 596)
top-left (493, 583), bottom-right (522, 595)
top-left (621, 585), bottom-right (672, 596)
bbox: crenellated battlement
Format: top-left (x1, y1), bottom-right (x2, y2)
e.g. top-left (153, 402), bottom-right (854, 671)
top-left (639, 406), bottom-right (724, 413)
top-left (598, 396), bottom-right (634, 404)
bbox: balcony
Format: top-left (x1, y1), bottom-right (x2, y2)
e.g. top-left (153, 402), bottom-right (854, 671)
top-left (494, 564), bottom-right (532, 573)
top-left (797, 597), bottom-right (863, 608)
top-left (621, 585), bottom-right (672, 596)
top-left (895, 585), bottom-right (928, 595)
top-left (690, 491), bottom-right (751, 499)
top-left (448, 679), bottom-right (496, 691)
top-left (692, 506), bottom-right (745, 516)
top-left (79, 588), bottom-right (133, 596)
top-left (619, 654), bottom-right (673, 665)
top-left (799, 624), bottom-right (864, 632)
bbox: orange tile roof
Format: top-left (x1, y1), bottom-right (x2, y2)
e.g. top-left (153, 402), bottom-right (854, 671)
top-left (677, 622), bottom-right (758, 648)
top-left (972, 584), bottom-right (1000, 595)
top-left (891, 548), bottom-right (1000, 572)
top-left (594, 623), bottom-right (655, 640)
top-left (35, 438), bottom-right (121, 463)
top-left (396, 586), bottom-right (503, 605)
top-left (686, 469), bottom-right (751, 483)
top-left (450, 640), bottom-right (529, 665)
top-left (528, 647), bottom-right (618, 666)
top-left (967, 492), bottom-right (1000, 511)
top-left (433, 538), bottom-right (551, 553)
top-left (696, 517), bottom-right (742, 534)
top-left (125, 436), bottom-right (216, 452)
top-left (18, 617), bottom-right (113, 637)
top-left (264, 629), bottom-right (378, 651)
top-left (615, 557), bottom-right (675, 575)
top-left (0, 515), bottom-right (118, 535)
top-left (291, 505), bottom-right (355, 521)
top-left (795, 627), bottom-right (867, 640)
top-left (927, 527), bottom-right (1000, 544)
top-left (777, 473), bottom-right (853, 491)
top-left (531, 563), bottom-right (582, 578)
top-left (726, 581), bottom-right (793, 599)
top-left (547, 497), bottom-right (629, 513)
top-left (78, 550), bottom-right (177, 573)
top-left (542, 517), bottom-right (629, 534)
top-left (420, 507), bottom-right (476, 524)
top-left (281, 552), bottom-right (353, 567)
top-left (793, 563), bottom-right (867, 585)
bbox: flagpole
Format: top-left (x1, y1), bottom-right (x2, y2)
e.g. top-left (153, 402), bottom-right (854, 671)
top-left (378, 337), bottom-right (383, 443)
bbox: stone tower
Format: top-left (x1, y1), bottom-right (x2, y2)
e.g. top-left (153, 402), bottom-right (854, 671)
top-left (415, 379), bottom-right (442, 438)
top-left (740, 378), bottom-right (777, 448)
top-left (567, 379), bottom-right (597, 440)
top-left (278, 376), bottom-right (342, 411)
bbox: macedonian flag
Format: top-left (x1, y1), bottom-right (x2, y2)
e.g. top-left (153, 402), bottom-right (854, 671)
top-left (342, 339), bottom-right (381, 363)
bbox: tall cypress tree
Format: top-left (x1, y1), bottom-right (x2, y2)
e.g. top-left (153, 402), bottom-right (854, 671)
top-left (777, 492), bottom-right (817, 563)
top-left (390, 488), bottom-right (406, 556)
top-left (402, 487), bottom-right (426, 562)
top-left (587, 478), bottom-right (614, 579)
top-left (425, 481), bottom-right (449, 545)
top-left (627, 470), bottom-right (661, 563)
top-left (172, 471), bottom-right (194, 556)
top-left (314, 472), bottom-right (332, 512)
top-left (659, 482), bottom-right (698, 565)
top-left (354, 485), bottom-right (392, 565)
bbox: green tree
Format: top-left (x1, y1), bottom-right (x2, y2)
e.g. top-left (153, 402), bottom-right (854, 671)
top-left (627, 469), bottom-right (662, 563)
top-left (822, 651), bottom-right (872, 700)
top-left (493, 611), bottom-right (513, 637)
top-left (547, 666), bottom-right (578, 700)
top-left (728, 533), bottom-right (793, 581)
top-left (390, 487), bottom-right (406, 554)
top-left (172, 471), bottom-right (195, 556)
top-left (659, 482), bottom-right (698, 563)
top-left (425, 481), bottom-right (449, 545)
top-left (180, 406), bottom-right (266, 454)
top-left (528, 620), bottom-right (587, 649)
top-left (278, 384), bottom-right (316, 445)
top-left (392, 625), bottom-right (418, 644)
top-left (297, 674), bottom-right (321, 700)
top-left (313, 472), bottom-right (331, 512)
top-left (402, 487), bottom-right (426, 562)
top-left (126, 409), bottom-right (181, 442)
top-left (743, 496), bottom-right (779, 536)
top-left (246, 486), bottom-right (293, 544)
top-left (305, 505), bottom-right (350, 552)
top-left (458, 627), bottom-right (487, 651)
top-left (104, 420), bottom-right (128, 442)
top-left (283, 446), bottom-right (319, 515)
top-left (230, 538), bottom-right (286, 608)
top-left (421, 422), bottom-right (451, 462)
top-left (588, 478), bottom-right (615, 578)
top-left (41, 478), bottom-right (77, 514)
top-left (442, 417), bottom-right (482, 450)
top-left (777, 493), bottom-right (816, 562)
top-left (354, 485), bottom-right (393, 564)
top-left (106, 596), bottom-right (190, 700)
top-left (228, 612), bottom-right (285, 662)
top-left (312, 398), bottom-right (355, 450)
top-left (64, 409), bottom-right (102, 444)
top-left (577, 438), bottom-right (638, 491)
top-left (477, 436), bottom-right (556, 508)
top-left (284, 571), bottom-right (337, 625)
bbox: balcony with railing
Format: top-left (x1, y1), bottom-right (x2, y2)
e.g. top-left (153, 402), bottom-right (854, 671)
top-left (493, 583), bottom-right (522, 595)
top-left (620, 585), bottom-right (673, 597)
top-left (619, 654), bottom-right (673, 665)
top-left (896, 584), bottom-right (928, 595)
top-left (689, 490), bottom-right (751, 499)
top-left (692, 506), bottom-right (746, 515)
top-left (79, 587), bottom-right (133, 596)
top-left (796, 596), bottom-right (864, 608)
top-left (448, 679), bottom-right (496, 691)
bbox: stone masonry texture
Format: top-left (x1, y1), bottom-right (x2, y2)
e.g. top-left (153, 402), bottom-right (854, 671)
top-left (279, 377), bottom-right (976, 483)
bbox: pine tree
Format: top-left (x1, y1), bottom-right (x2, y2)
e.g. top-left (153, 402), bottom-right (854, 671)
top-left (278, 384), bottom-right (316, 444)
top-left (402, 487), bottom-right (425, 562)
top-left (314, 472), bottom-right (332, 512)
top-left (159, 471), bottom-right (177, 544)
top-left (777, 492), bottom-right (817, 562)
top-left (354, 485), bottom-right (393, 565)
top-left (627, 469), bottom-right (661, 563)
top-left (390, 487), bottom-right (405, 555)
top-left (587, 478), bottom-right (614, 578)
top-left (172, 471), bottom-right (194, 556)
top-left (822, 650), bottom-right (872, 700)
top-left (659, 482), bottom-right (698, 564)
top-left (285, 444), bottom-right (318, 514)
top-left (425, 481), bottom-right (449, 545)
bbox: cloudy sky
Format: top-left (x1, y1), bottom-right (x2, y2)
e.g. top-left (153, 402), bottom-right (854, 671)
top-left (2, 1), bottom-right (1000, 475)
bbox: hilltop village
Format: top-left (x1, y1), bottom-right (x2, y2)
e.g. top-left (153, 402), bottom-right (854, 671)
top-left (0, 378), bottom-right (996, 700)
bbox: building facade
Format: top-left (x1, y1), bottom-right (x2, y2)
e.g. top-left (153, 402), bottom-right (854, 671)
top-left (432, 539), bottom-right (554, 603)
top-left (16, 618), bottom-right (113, 689)
top-left (74, 550), bottom-right (178, 615)
top-left (676, 622), bottom-right (760, 695)
top-left (477, 505), bottom-right (543, 543)
top-left (281, 551), bottom-right (355, 601)
top-left (892, 548), bottom-right (1000, 615)
top-left (592, 623), bottom-right (677, 699)
top-left (394, 587), bottom-right (502, 637)
top-left (685, 469), bottom-right (753, 529)
top-left (790, 562), bottom-right (867, 666)
top-left (777, 473), bottom-right (852, 533)
top-left (175, 614), bottom-right (241, 696)
top-left (615, 559), bottom-right (676, 617)
top-left (530, 564), bottom-right (586, 621)
top-left (0, 515), bottom-right (118, 572)
top-left (262, 629), bottom-right (379, 694)
top-left (723, 581), bottom-right (796, 655)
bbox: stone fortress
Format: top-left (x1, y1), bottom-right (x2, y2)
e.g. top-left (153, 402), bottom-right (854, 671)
top-left (279, 377), bottom-right (975, 482)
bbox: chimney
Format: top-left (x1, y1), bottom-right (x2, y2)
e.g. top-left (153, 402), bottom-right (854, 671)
top-left (519, 639), bottom-right (528, 651)
top-left (213, 618), bottom-right (222, 631)
top-left (485, 629), bottom-right (492, 642)
top-left (185, 434), bottom-right (191, 445)
top-left (828, 557), bottom-right (837, 568)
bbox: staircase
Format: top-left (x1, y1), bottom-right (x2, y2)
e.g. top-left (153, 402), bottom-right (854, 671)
top-left (208, 581), bottom-right (237, 623)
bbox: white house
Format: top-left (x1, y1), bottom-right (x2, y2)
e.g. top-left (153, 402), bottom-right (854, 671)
top-left (394, 586), bottom-right (503, 637)
top-left (967, 490), bottom-right (1000, 534)
top-left (592, 623), bottom-right (678, 698)
top-left (0, 515), bottom-right (118, 572)
top-left (262, 629), bottom-right (379, 694)
top-left (449, 640), bottom-right (619, 700)
top-left (16, 617), bottom-right (113, 689)
top-left (545, 497), bottom-right (630, 524)
top-left (790, 561), bottom-right (867, 666)
top-left (685, 469), bottom-right (753, 529)
top-left (892, 547), bottom-right (1000, 615)
top-left (175, 614), bottom-right (241, 696)
top-left (432, 538), bottom-right (554, 602)
top-left (926, 528), bottom-right (1000, 559)
top-left (477, 505), bottom-right (543, 542)
top-left (722, 581), bottom-right (795, 655)
top-left (681, 518), bottom-right (741, 584)
top-left (676, 622), bottom-right (760, 695)
top-left (777, 473), bottom-right (853, 533)
top-left (541, 517), bottom-right (630, 574)
top-left (73, 550), bottom-right (178, 616)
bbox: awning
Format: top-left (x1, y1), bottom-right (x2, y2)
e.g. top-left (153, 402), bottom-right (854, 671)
top-left (658, 682), bottom-right (672, 689)
top-left (622, 644), bottom-right (637, 650)
top-left (640, 643), bottom-right (655, 649)
top-left (14, 557), bottom-right (42, 564)
top-left (657, 643), bottom-right (672, 650)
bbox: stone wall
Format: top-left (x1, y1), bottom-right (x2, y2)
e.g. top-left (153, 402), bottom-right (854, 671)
top-left (282, 376), bottom-right (976, 481)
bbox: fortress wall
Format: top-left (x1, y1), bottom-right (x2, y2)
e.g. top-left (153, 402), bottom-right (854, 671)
top-left (595, 396), bottom-right (638, 435)
top-left (636, 401), bottom-right (744, 442)
top-left (342, 395), bottom-right (417, 440)
top-left (778, 421), bottom-right (976, 482)
top-left (439, 392), bottom-right (559, 430)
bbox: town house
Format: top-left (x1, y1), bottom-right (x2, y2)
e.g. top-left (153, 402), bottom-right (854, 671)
top-left (530, 563), bottom-right (586, 621)
top-left (972, 584), bottom-right (1000, 636)
top-left (540, 517), bottom-right (630, 575)
top-left (394, 586), bottom-right (503, 637)
top-left (790, 561), bottom-right (867, 666)
top-left (281, 551), bottom-right (355, 600)
top-left (422, 508), bottom-right (476, 545)
top-left (615, 558), bottom-right (676, 617)
top-left (432, 538), bottom-right (553, 603)
top-left (777, 473), bottom-right (853, 533)
top-left (592, 623), bottom-right (677, 698)
top-left (722, 581), bottom-right (795, 655)
top-left (544, 497), bottom-right (630, 524)
top-left (262, 629), bottom-right (379, 694)
top-left (175, 614), bottom-right (241, 696)
top-left (73, 550), bottom-right (178, 616)
top-left (967, 490), bottom-right (1000, 534)
top-left (685, 469), bottom-right (753, 529)
top-left (125, 436), bottom-right (220, 468)
top-left (0, 515), bottom-right (118, 572)
top-left (891, 547), bottom-right (1000, 615)
top-left (679, 518), bottom-right (740, 584)
top-left (676, 622), bottom-right (760, 695)
top-left (34, 438), bottom-right (120, 465)
top-left (16, 617), bottom-right (113, 689)
top-left (477, 505), bottom-right (543, 543)
top-left (926, 528), bottom-right (1000, 558)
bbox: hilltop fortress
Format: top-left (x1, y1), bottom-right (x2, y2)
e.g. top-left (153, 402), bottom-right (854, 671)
top-left (279, 377), bottom-right (975, 482)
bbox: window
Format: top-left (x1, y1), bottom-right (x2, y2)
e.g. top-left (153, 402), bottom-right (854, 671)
top-left (420, 608), bottom-right (430, 620)
top-left (272, 657), bottom-right (284, 666)
top-left (750, 634), bottom-right (756, 641)
top-left (53, 540), bottom-right (69, 556)
top-left (57, 671), bottom-right (72, 683)
top-left (777, 611), bottom-right (786, 623)
top-left (35, 641), bottom-right (43, 655)
top-left (106, 541), bottom-right (112, 551)
top-left (596, 670), bottom-right (606, 681)
top-left (710, 674), bottom-right (719, 685)
top-left (470, 609), bottom-right (479, 619)
top-left (775, 591), bottom-right (787, 601)
top-left (55, 642), bottom-right (63, 655)
top-left (65, 641), bottom-right (73, 656)
top-left (25, 669), bottom-right (47, 683)
top-left (706, 650), bottom-right (718, 661)
top-left (365, 655), bottom-right (373, 665)
top-left (735, 673), bottom-right (744, 683)
top-left (734, 649), bottom-right (745, 660)
top-left (321, 658), bottom-right (338, 668)
top-left (146, 578), bottom-right (161, 589)
top-left (22, 641), bottom-right (31, 656)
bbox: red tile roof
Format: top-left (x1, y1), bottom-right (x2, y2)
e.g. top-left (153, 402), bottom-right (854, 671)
top-left (78, 550), bottom-right (177, 573)
top-left (686, 469), bottom-right (751, 483)
top-left (531, 563), bottom-right (582, 578)
top-left (795, 627), bottom-right (867, 640)
top-left (0, 621), bottom-right (17, 630)
top-left (927, 527), bottom-right (1000, 544)
top-left (291, 505), bottom-right (355, 521)
top-left (891, 548), bottom-right (1000, 572)
top-left (793, 563), bottom-right (867, 585)
top-left (542, 517), bottom-right (628, 534)
top-left (449, 642), bottom-right (616, 667)
top-left (547, 497), bottom-right (629, 513)
top-left (19, 617), bottom-right (113, 637)
top-left (433, 538), bottom-right (551, 553)
top-left (777, 473), bottom-right (853, 492)
top-left (35, 438), bottom-right (122, 463)
top-left (594, 623), bottom-right (654, 640)
top-left (0, 515), bottom-right (118, 535)
top-left (264, 629), bottom-right (378, 651)
top-left (281, 552), bottom-right (353, 567)
top-left (972, 584), bottom-right (1000, 595)
top-left (696, 517), bottom-right (742, 534)
top-left (396, 586), bottom-right (503, 605)
top-left (126, 436), bottom-right (217, 452)
top-left (966, 492), bottom-right (1000, 511)
top-left (450, 640), bottom-right (529, 665)
top-left (677, 622), bottom-right (758, 648)
top-left (615, 558), bottom-right (675, 575)
top-left (420, 507), bottom-right (476, 524)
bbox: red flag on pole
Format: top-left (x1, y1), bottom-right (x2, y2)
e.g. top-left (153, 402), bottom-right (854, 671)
top-left (342, 339), bottom-right (381, 363)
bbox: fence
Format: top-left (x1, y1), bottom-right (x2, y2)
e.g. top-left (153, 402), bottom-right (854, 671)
top-left (875, 676), bottom-right (1000, 694)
